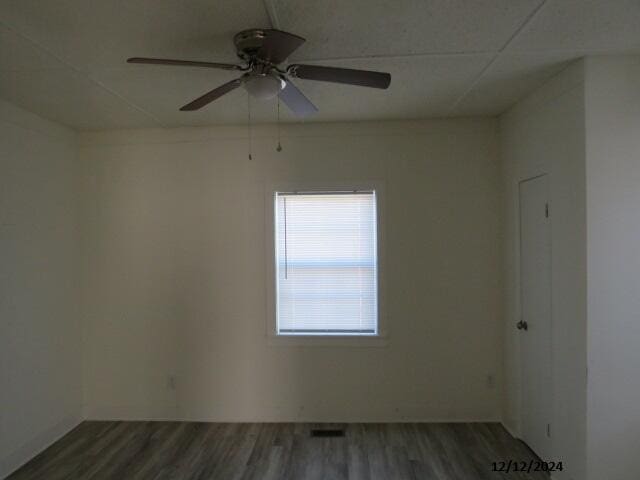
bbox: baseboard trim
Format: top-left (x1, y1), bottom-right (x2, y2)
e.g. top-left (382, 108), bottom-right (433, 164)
top-left (85, 405), bottom-right (501, 424)
top-left (86, 403), bottom-right (501, 424)
top-left (0, 413), bottom-right (82, 480)
top-left (500, 421), bottom-right (520, 440)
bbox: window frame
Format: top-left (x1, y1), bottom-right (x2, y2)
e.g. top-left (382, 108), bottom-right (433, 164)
top-left (265, 181), bottom-right (387, 347)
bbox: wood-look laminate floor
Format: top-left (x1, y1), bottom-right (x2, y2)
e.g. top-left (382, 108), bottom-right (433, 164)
top-left (7, 422), bottom-right (549, 480)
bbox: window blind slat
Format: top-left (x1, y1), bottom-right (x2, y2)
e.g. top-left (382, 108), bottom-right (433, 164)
top-left (275, 192), bottom-right (378, 335)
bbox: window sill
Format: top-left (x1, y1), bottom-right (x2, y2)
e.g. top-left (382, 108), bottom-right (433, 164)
top-left (267, 333), bottom-right (388, 347)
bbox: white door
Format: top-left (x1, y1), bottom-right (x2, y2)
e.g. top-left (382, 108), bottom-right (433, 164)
top-left (518, 174), bottom-right (553, 459)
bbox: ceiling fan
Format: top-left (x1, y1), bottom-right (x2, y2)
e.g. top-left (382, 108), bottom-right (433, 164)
top-left (127, 29), bottom-right (391, 117)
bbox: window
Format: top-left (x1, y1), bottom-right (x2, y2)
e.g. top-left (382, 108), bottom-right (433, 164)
top-left (274, 190), bottom-right (378, 336)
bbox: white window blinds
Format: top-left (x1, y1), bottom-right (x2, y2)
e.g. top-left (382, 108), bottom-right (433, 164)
top-left (274, 191), bottom-right (378, 335)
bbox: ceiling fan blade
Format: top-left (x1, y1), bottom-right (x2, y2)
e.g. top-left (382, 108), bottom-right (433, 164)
top-left (278, 79), bottom-right (318, 118)
top-left (180, 78), bottom-right (244, 111)
top-left (288, 64), bottom-right (391, 89)
top-left (127, 57), bottom-right (243, 71)
top-left (257, 30), bottom-right (305, 64)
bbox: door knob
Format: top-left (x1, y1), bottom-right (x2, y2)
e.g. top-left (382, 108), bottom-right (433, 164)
top-left (516, 320), bottom-right (528, 331)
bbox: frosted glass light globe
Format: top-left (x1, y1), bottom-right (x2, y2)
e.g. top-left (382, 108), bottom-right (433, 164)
top-left (244, 74), bottom-right (284, 100)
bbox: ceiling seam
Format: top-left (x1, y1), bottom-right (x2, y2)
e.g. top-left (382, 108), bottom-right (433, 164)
top-left (447, 0), bottom-right (550, 113)
top-left (292, 50), bottom-right (498, 63)
top-left (263, 0), bottom-right (281, 29)
top-left (0, 20), bottom-right (167, 129)
top-left (259, 3), bottom-right (499, 64)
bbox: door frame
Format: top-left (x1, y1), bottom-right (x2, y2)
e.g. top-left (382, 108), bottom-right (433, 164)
top-left (517, 173), bottom-right (554, 458)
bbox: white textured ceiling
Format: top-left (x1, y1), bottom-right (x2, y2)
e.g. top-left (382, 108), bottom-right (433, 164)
top-left (0, 0), bottom-right (639, 130)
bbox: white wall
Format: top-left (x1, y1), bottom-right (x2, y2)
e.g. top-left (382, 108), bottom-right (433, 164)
top-left (78, 119), bottom-right (503, 422)
top-left (0, 100), bottom-right (82, 478)
top-left (499, 62), bottom-right (587, 480)
top-left (584, 56), bottom-right (640, 480)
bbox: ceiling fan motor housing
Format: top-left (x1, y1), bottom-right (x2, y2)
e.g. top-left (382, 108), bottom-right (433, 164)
top-left (234, 29), bottom-right (270, 62)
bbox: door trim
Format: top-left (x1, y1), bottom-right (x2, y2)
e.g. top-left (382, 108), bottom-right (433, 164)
top-left (517, 173), bottom-right (554, 458)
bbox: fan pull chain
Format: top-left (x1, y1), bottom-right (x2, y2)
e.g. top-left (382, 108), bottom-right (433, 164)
top-left (247, 93), bottom-right (253, 160)
top-left (276, 98), bottom-right (282, 152)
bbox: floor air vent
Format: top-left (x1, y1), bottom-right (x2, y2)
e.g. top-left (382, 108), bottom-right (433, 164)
top-left (310, 429), bottom-right (345, 438)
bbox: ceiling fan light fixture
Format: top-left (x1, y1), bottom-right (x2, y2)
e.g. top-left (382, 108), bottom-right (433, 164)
top-left (243, 74), bottom-right (285, 100)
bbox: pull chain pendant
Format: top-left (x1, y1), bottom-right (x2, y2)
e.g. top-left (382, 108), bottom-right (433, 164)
top-left (247, 92), bottom-right (253, 160)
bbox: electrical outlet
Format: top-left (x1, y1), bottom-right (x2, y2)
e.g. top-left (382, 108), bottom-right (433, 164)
top-left (486, 374), bottom-right (495, 389)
